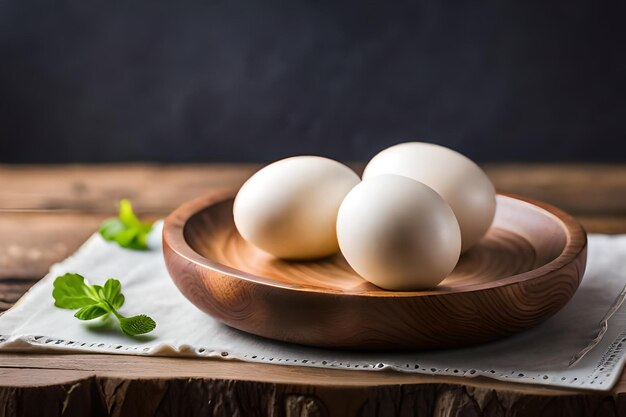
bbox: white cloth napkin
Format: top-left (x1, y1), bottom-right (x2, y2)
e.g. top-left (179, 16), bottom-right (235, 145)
top-left (2, 225), bottom-right (626, 391)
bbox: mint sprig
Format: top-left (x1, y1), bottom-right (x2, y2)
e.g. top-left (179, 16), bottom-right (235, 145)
top-left (99, 199), bottom-right (153, 250)
top-left (53, 273), bottom-right (156, 336)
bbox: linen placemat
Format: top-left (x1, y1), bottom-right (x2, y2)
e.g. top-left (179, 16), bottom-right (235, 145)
top-left (2, 225), bottom-right (626, 391)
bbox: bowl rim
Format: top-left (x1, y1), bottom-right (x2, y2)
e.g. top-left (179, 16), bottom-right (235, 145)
top-left (163, 190), bottom-right (587, 298)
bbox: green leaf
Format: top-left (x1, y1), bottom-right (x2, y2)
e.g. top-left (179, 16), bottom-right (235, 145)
top-left (135, 230), bottom-right (150, 249)
top-left (98, 199), bottom-right (153, 250)
top-left (99, 279), bottom-right (125, 309)
top-left (110, 293), bottom-right (125, 310)
top-left (98, 218), bottom-right (126, 241)
top-left (74, 304), bottom-right (109, 320)
top-left (52, 273), bottom-right (99, 309)
top-left (119, 314), bottom-right (157, 336)
top-left (119, 199), bottom-right (141, 228)
top-left (101, 279), bottom-right (121, 301)
top-left (52, 273), bottom-right (156, 338)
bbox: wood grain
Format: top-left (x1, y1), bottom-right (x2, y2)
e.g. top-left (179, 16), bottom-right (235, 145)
top-left (163, 192), bottom-right (587, 349)
top-left (0, 353), bottom-right (578, 392)
top-left (5, 366), bottom-right (623, 417)
top-left (2, 163), bottom-right (626, 215)
top-left (1, 164), bottom-right (625, 416)
top-left (0, 354), bottom-right (624, 417)
top-left (0, 164), bottom-right (259, 213)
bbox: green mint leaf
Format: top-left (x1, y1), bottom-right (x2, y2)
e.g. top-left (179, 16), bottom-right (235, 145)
top-left (119, 314), bottom-right (157, 336)
top-left (74, 304), bottom-right (109, 320)
top-left (135, 229), bottom-right (150, 249)
top-left (113, 228), bottom-right (140, 248)
top-left (53, 273), bottom-right (156, 337)
top-left (52, 273), bottom-right (100, 309)
top-left (110, 293), bottom-right (125, 310)
top-left (98, 279), bottom-right (125, 309)
top-left (98, 218), bottom-right (126, 240)
top-left (101, 279), bottom-right (122, 301)
top-left (119, 199), bottom-right (142, 228)
top-left (98, 199), bottom-right (153, 250)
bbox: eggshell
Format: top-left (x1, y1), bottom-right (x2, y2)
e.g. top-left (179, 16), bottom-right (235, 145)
top-left (336, 174), bottom-right (461, 291)
top-left (234, 156), bottom-right (360, 260)
top-left (363, 142), bottom-right (496, 252)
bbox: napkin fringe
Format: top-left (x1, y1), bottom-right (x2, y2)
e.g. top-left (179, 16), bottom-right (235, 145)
top-left (3, 330), bottom-right (626, 390)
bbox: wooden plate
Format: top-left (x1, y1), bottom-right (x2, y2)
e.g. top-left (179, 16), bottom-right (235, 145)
top-left (163, 191), bottom-right (587, 350)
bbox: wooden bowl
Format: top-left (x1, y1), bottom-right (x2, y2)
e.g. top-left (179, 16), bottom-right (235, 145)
top-left (163, 191), bottom-right (587, 350)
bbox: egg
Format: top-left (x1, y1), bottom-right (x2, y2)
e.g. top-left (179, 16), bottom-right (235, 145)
top-left (336, 175), bottom-right (461, 291)
top-left (233, 156), bottom-right (360, 260)
top-left (363, 142), bottom-right (496, 252)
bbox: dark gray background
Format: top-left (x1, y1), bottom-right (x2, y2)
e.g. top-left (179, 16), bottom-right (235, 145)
top-left (1, 1), bottom-right (625, 163)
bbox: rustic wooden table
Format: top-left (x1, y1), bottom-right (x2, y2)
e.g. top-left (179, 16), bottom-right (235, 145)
top-left (1, 164), bottom-right (626, 417)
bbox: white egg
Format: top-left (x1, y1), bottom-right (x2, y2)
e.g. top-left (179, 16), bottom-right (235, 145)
top-left (336, 175), bottom-right (461, 291)
top-left (234, 156), bottom-right (360, 260)
top-left (363, 142), bottom-right (496, 252)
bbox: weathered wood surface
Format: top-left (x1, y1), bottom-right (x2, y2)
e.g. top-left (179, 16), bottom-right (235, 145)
top-left (1, 354), bottom-right (625, 417)
top-left (3, 163), bottom-right (626, 214)
top-left (1, 164), bottom-right (626, 416)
